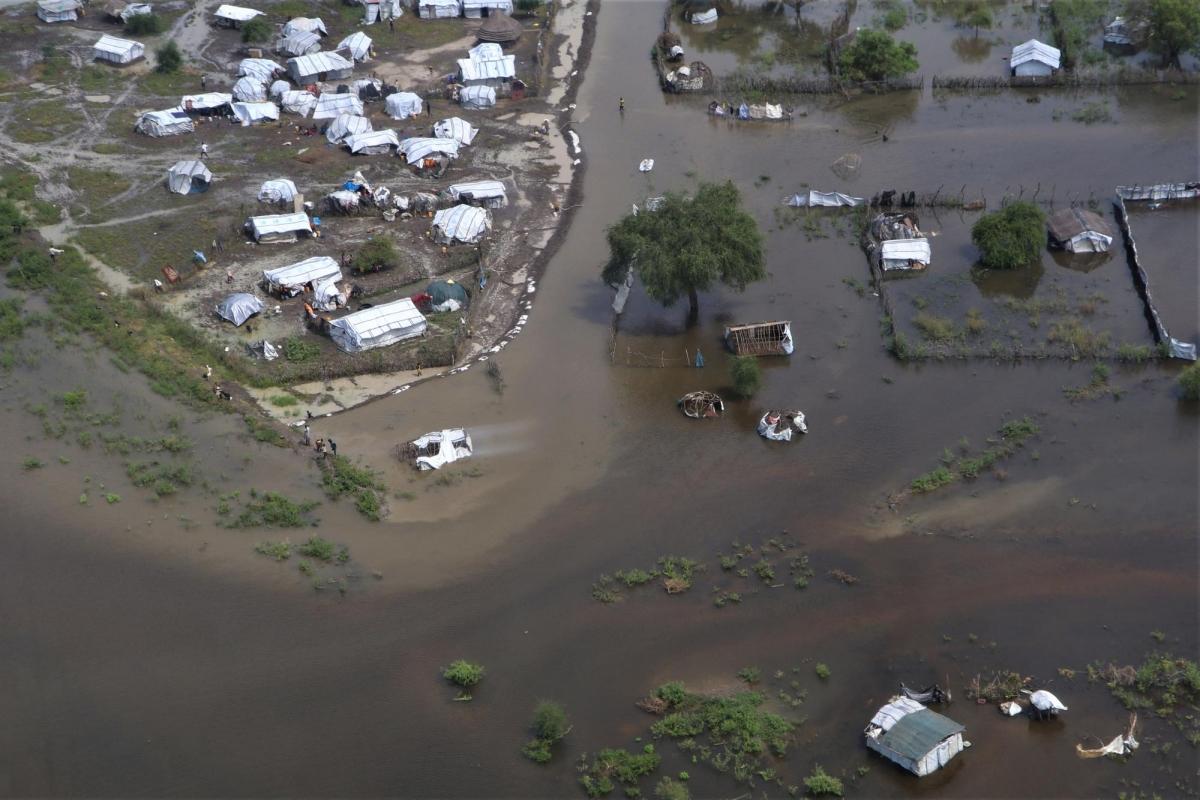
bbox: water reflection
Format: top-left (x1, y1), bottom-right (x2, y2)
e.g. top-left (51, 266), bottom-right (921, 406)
top-left (1049, 249), bottom-right (1111, 273)
top-left (972, 261), bottom-right (1045, 299)
top-left (951, 34), bottom-right (995, 63)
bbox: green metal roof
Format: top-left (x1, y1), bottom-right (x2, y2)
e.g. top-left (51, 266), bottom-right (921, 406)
top-left (879, 709), bottom-right (964, 760)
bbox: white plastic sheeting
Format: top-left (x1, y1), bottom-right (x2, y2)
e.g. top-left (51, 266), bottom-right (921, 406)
top-left (166, 160), bottom-right (212, 194)
top-left (282, 17), bottom-right (327, 36)
top-left (215, 293), bottom-right (263, 326)
top-left (262, 255), bottom-right (340, 292)
top-left (338, 31), bottom-right (372, 61)
top-left (447, 180), bottom-right (507, 208)
top-left (880, 238), bottom-right (931, 271)
top-left (690, 8), bottom-right (717, 24)
top-left (328, 298), bottom-right (427, 353)
top-left (248, 212), bottom-right (312, 243)
top-left (463, 0), bottom-right (511, 18)
top-left (1011, 39), bottom-right (1061, 76)
top-left (1029, 690), bottom-right (1068, 713)
top-left (312, 278), bottom-right (346, 311)
top-left (757, 411), bottom-right (807, 442)
top-left (325, 113), bottom-right (372, 143)
top-left (419, 0), bottom-right (461, 18)
top-left (786, 190), bottom-right (864, 207)
top-left (287, 51), bottom-right (354, 82)
top-left (214, 4), bottom-right (263, 23)
top-left (231, 101), bottom-right (279, 126)
top-left (258, 178), bottom-right (298, 204)
top-left (431, 205), bottom-right (491, 244)
top-left (433, 116), bottom-right (477, 145)
top-left (312, 92), bottom-right (363, 119)
top-left (280, 89), bottom-right (317, 116)
top-left (638, 158), bottom-right (654, 172)
top-left (181, 92), bottom-right (233, 112)
top-left (344, 129), bottom-right (400, 154)
top-left (38, 0), bottom-right (80, 22)
top-left (458, 85), bottom-right (495, 109)
top-left (279, 31), bottom-right (322, 57)
top-left (410, 429), bottom-right (473, 470)
top-left (865, 697), bottom-right (966, 777)
top-left (385, 91), bottom-right (423, 119)
top-left (136, 107), bottom-right (194, 136)
top-left (458, 43), bottom-right (515, 84)
top-left (238, 57), bottom-right (283, 83)
top-left (399, 137), bottom-right (460, 163)
top-left (269, 79), bottom-right (290, 98)
top-left (232, 75), bottom-right (268, 102)
top-left (94, 35), bottom-right (144, 64)
top-left (362, 0), bottom-right (402, 24)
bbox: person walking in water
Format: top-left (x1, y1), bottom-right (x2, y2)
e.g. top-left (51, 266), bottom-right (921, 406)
top-left (618, 97), bottom-right (625, 113)
top-left (329, 438), bottom-right (337, 456)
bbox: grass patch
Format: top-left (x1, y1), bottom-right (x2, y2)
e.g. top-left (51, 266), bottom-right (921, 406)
top-left (297, 535), bottom-right (336, 561)
top-left (232, 490), bottom-right (318, 528)
top-left (269, 394), bottom-right (298, 407)
top-left (126, 459), bottom-right (195, 496)
top-left (579, 745), bottom-right (661, 798)
top-left (254, 539), bottom-right (293, 560)
top-left (1089, 653), bottom-right (1200, 744)
top-left (908, 417), bottom-right (1040, 495)
top-left (321, 454), bottom-right (386, 520)
top-left (804, 765), bottom-right (844, 797)
top-left (1071, 101), bottom-right (1112, 124)
top-left (913, 312), bottom-right (958, 342)
top-left (283, 336), bottom-right (321, 362)
top-left (8, 102), bottom-right (81, 143)
top-left (67, 167), bottom-right (132, 221)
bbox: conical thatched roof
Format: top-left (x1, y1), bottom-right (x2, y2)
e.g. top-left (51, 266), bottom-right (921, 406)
top-left (476, 13), bottom-right (521, 43)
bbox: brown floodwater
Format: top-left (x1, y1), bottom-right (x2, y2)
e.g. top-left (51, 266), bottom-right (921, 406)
top-left (1, 1), bottom-right (1198, 797)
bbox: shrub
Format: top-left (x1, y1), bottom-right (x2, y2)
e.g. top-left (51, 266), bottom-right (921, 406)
top-left (297, 536), bottom-right (335, 560)
top-left (283, 336), bottom-right (320, 362)
top-left (270, 394), bottom-right (298, 407)
top-left (532, 700), bottom-right (569, 741)
top-left (515, 0), bottom-right (542, 12)
top-left (443, 659), bottom-right (485, 692)
top-left (1179, 363), bottom-right (1200, 400)
top-left (155, 40), bottom-right (182, 74)
top-left (355, 487), bottom-right (382, 521)
top-left (234, 493), bottom-right (318, 528)
top-left (352, 236), bottom-right (400, 274)
top-left (804, 765), bottom-right (844, 797)
top-left (838, 29), bottom-right (919, 81)
top-left (521, 737), bottom-right (553, 764)
top-left (730, 356), bottom-right (761, 398)
top-left (254, 540), bottom-right (292, 560)
top-left (654, 777), bottom-right (690, 800)
top-left (971, 202), bottom-right (1046, 269)
top-left (814, 663), bottom-right (832, 680)
top-left (124, 12), bottom-right (163, 35)
top-left (241, 16), bottom-right (271, 43)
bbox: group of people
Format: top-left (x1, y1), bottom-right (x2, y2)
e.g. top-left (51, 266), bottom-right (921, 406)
top-left (301, 424), bottom-right (337, 459)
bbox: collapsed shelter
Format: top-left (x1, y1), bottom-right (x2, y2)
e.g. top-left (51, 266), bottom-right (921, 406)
top-left (262, 255), bottom-right (342, 295)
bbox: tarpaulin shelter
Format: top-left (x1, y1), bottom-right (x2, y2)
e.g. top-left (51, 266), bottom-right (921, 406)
top-left (1047, 208), bottom-right (1114, 253)
top-left (215, 293), bottom-right (264, 326)
top-left (458, 42), bottom-right (515, 87)
top-left (232, 75), bottom-right (268, 102)
top-left (1010, 39), bottom-right (1060, 76)
top-left (262, 255), bottom-right (341, 293)
top-left (385, 91), bottom-right (423, 119)
top-left (238, 57), bottom-right (283, 83)
top-left (338, 31), bottom-right (372, 61)
top-left (476, 12), bottom-right (521, 43)
top-left (326, 189), bottom-right (361, 212)
top-left (462, 0), bottom-right (512, 18)
top-left (181, 92), bottom-right (233, 114)
top-left (361, 0), bottom-right (402, 24)
top-left (104, 1), bottom-right (151, 22)
top-left (458, 85), bottom-right (495, 109)
top-left (447, 179), bottom-right (506, 208)
top-left (136, 107), bottom-right (194, 136)
top-left (419, 0), bottom-right (461, 18)
top-left (433, 116), bottom-right (477, 145)
top-left (280, 89), bottom-right (317, 116)
top-left (213, 4), bottom-right (263, 27)
top-left (690, 7), bottom-right (717, 24)
top-left (258, 178), bottom-right (298, 204)
top-left (399, 137), bottom-right (460, 163)
top-left (37, 0), bottom-right (81, 23)
top-left (325, 112), bottom-right (371, 143)
top-left (345, 129), bottom-right (400, 154)
top-left (269, 79), bottom-right (290, 98)
top-left (425, 279), bottom-right (469, 310)
top-left (328, 298), bottom-right (427, 352)
top-left (166, 160), bottom-right (212, 194)
top-left (865, 697), bottom-right (967, 777)
top-left (278, 31), bottom-right (322, 57)
top-left (431, 204), bottom-right (491, 244)
top-left (283, 16), bottom-right (327, 36)
top-left (288, 51), bottom-right (353, 84)
top-left (313, 92), bottom-right (363, 119)
top-left (231, 101), bottom-right (279, 126)
top-left (247, 212), bottom-right (313, 243)
top-left (94, 34), bottom-right (144, 64)
top-left (312, 277), bottom-right (345, 311)
top-left (786, 190), bottom-right (864, 207)
top-left (880, 239), bottom-right (931, 271)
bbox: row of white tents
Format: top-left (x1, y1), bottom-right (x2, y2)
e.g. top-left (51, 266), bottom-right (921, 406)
top-left (418, 0), bottom-right (511, 18)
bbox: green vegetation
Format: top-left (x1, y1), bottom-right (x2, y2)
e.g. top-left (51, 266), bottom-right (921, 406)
top-left (957, 0), bottom-right (993, 36)
top-left (125, 12), bottom-right (164, 35)
top-left (837, 29), bottom-right (919, 81)
top-left (730, 356), bottom-right (762, 398)
top-left (442, 659), bottom-right (485, 698)
top-left (241, 16), bottom-right (272, 42)
top-left (23, 456), bottom-right (44, 470)
top-left (1178, 363), bottom-right (1200, 400)
top-left (321, 455), bottom-right (387, 520)
top-left (283, 336), bottom-right (321, 362)
top-left (654, 776), bottom-right (690, 800)
top-left (972, 202), bottom-right (1046, 270)
top-left (804, 766), bottom-right (844, 797)
top-left (126, 459), bottom-right (194, 496)
top-left (1051, 0), bottom-right (1107, 68)
top-left (0, 170), bottom-right (59, 227)
top-left (603, 181), bottom-right (765, 318)
top-left (1071, 101), bottom-right (1112, 124)
top-left (67, 167), bottom-right (132, 220)
top-left (352, 236), bottom-right (401, 274)
top-left (296, 535), bottom-right (335, 561)
top-left (254, 539), bottom-right (293, 560)
top-left (1127, 0), bottom-right (1200, 68)
top-left (874, 0), bottom-right (907, 31)
top-left (593, 555), bottom-right (703, 602)
top-left (155, 40), bottom-right (183, 74)
top-left (910, 417), bottom-right (1040, 494)
top-left (269, 394), bottom-right (298, 407)
top-left (232, 491), bottom-right (318, 528)
top-left (1090, 653), bottom-right (1200, 743)
top-left (965, 670), bottom-right (1026, 702)
top-left (104, 493), bottom-right (121, 504)
top-left (814, 663), bottom-right (832, 680)
top-left (1046, 317), bottom-right (1111, 359)
top-left (1063, 362), bottom-right (1118, 401)
top-left (523, 701), bottom-right (571, 764)
top-left (911, 465), bottom-right (955, 493)
top-left (515, 0), bottom-right (543, 12)
top-left (913, 312), bottom-right (957, 342)
top-left (579, 745), bottom-right (661, 798)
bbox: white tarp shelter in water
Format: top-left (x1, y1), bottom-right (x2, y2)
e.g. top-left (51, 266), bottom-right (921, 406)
top-left (361, 0), bottom-right (401, 24)
top-left (312, 92), bottom-right (362, 119)
top-left (328, 298), bottom-right (427, 353)
top-left (786, 190), bottom-right (864, 207)
top-left (691, 7), bottom-right (718, 24)
top-left (283, 16), bottom-right (327, 36)
top-left (231, 101), bottom-right (279, 126)
top-left (288, 51), bottom-right (353, 84)
top-left (1010, 39), bottom-right (1060, 76)
top-left (880, 239), bottom-right (931, 271)
top-left (278, 31), bottom-right (322, 57)
top-left (1046, 208), bottom-right (1114, 253)
top-left (238, 57), bottom-right (283, 83)
top-left (262, 255), bottom-right (340, 293)
top-left (136, 107), bottom-right (194, 136)
top-left (432, 205), bottom-right (491, 244)
top-left (280, 89), bottom-right (317, 116)
top-left (232, 75), bottom-right (268, 102)
top-left (94, 35), bottom-right (144, 64)
top-left (247, 212), bottom-right (313, 243)
top-left (181, 92), bottom-right (233, 113)
top-left (458, 85), bottom-right (495, 109)
top-left (385, 91), bottom-right (423, 119)
top-left (419, 0), bottom-right (461, 18)
top-left (166, 160), bottom-right (212, 194)
top-left (408, 428), bottom-right (473, 470)
top-left (865, 697), bottom-right (967, 777)
top-left (433, 117), bottom-right (477, 145)
top-left (399, 137), bottom-right (460, 164)
top-left (38, 0), bottom-right (81, 22)
top-left (215, 293), bottom-right (264, 326)
top-left (214, 4), bottom-right (263, 26)
top-left (325, 113), bottom-right (372, 143)
top-left (258, 178), bottom-right (298, 203)
top-left (345, 129), bottom-right (400, 155)
top-left (447, 180), bottom-right (507, 208)
top-left (462, 0), bottom-right (512, 17)
top-left (338, 31), bottom-right (372, 61)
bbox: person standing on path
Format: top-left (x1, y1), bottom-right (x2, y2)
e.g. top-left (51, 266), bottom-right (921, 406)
top-left (200, 142), bottom-right (209, 159)
top-left (329, 439), bottom-right (337, 456)
top-left (302, 424), bottom-right (311, 447)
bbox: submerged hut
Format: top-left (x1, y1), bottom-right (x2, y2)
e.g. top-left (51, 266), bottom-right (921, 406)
top-left (865, 697), bottom-right (967, 777)
top-left (1046, 208), bottom-right (1114, 253)
top-left (1010, 39), bottom-right (1060, 77)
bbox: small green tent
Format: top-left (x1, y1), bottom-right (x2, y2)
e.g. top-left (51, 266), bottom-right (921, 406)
top-left (426, 279), bottom-right (470, 308)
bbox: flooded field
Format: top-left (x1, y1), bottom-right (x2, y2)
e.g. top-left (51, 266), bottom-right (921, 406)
top-left (0, 0), bottom-right (1197, 797)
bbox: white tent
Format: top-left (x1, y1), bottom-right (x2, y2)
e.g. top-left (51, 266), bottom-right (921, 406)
top-left (278, 31), bottom-right (322, 57)
top-left (238, 57), bottom-right (283, 83)
top-left (786, 190), bottom-right (864, 207)
top-left (325, 113), bottom-right (372, 144)
top-left (1010, 39), bottom-right (1061, 77)
top-left (865, 697), bottom-right (966, 777)
top-left (691, 7), bottom-right (718, 24)
top-left (280, 90), bottom-right (317, 116)
top-left (118, 2), bottom-right (152, 21)
top-left (215, 293), bottom-right (264, 326)
top-left (37, 0), bottom-right (81, 23)
top-left (419, 0), bottom-right (461, 18)
top-left (328, 298), bottom-right (427, 353)
top-left (181, 92), bottom-right (233, 113)
top-left (880, 238), bottom-right (931, 271)
top-left (458, 85), bottom-right (495, 109)
top-left (345, 129), bottom-right (400, 155)
top-left (338, 31), bottom-right (372, 61)
top-left (462, 0), bottom-right (511, 18)
top-left (213, 4), bottom-right (263, 26)
top-left (258, 178), bottom-right (298, 204)
top-left (283, 16), bottom-right (327, 36)
top-left (232, 75), bottom-right (268, 102)
top-left (468, 42), bottom-right (503, 60)
top-left (447, 180), bottom-right (507, 208)
top-left (312, 277), bottom-right (345, 311)
top-left (288, 51), bottom-right (354, 84)
top-left (231, 101), bottom-right (279, 126)
top-left (399, 137), bottom-right (460, 164)
top-left (458, 42), bottom-right (515, 86)
top-left (262, 255), bottom-right (340, 293)
top-left (247, 212), bottom-right (312, 243)
top-left (269, 79), bottom-right (290, 98)
top-left (166, 160), bottom-right (212, 194)
top-left (312, 92), bottom-right (363, 120)
top-left (136, 107), bottom-right (194, 136)
top-left (94, 35), bottom-right (144, 65)
top-left (361, 0), bottom-right (401, 24)
top-left (385, 91), bottom-right (424, 119)
top-left (433, 117), bottom-right (477, 145)
top-left (432, 204), bottom-right (491, 244)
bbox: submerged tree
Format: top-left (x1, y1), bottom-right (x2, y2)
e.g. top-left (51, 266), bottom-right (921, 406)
top-left (958, 0), bottom-right (994, 37)
top-left (603, 181), bottom-right (765, 319)
top-left (1127, 0), bottom-right (1200, 68)
top-left (837, 28), bottom-right (919, 81)
top-left (971, 201), bottom-right (1047, 270)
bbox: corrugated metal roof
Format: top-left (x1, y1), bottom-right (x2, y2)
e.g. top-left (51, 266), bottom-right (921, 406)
top-left (181, 92), bottom-right (233, 110)
top-left (433, 117), bottom-right (477, 145)
top-left (432, 204), bottom-right (491, 243)
top-left (214, 4), bottom-right (262, 21)
top-left (288, 50), bottom-right (354, 76)
top-left (468, 42), bottom-right (503, 60)
top-left (399, 137), bottom-right (460, 163)
top-left (869, 697), bottom-right (925, 731)
top-left (457, 53), bottom-right (516, 81)
top-left (448, 180), bottom-right (506, 200)
top-left (463, 0), bottom-right (512, 7)
top-left (250, 212), bottom-right (312, 237)
top-left (345, 129), bottom-right (400, 153)
top-left (1047, 208), bottom-right (1111, 239)
top-left (94, 34), bottom-right (142, 56)
top-left (878, 709), bottom-right (964, 761)
top-left (312, 92), bottom-right (363, 120)
top-left (263, 255), bottom-right (339, 287)
top-left (880, 238), bottom-right (931, 264)
top-left (329, 298), bottom-right (426, 353)
top-left (238, 57), bottom-right (283, 82)
top-left (1011, 39), bottom-right (1060, 69)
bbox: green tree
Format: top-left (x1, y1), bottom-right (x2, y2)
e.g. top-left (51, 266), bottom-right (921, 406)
top-left (124, 12), bottom-right (163, 35)
top-left (522, 701), bottom-right (570, 764)
top-left (241, 16), bottom-right (272, 43)
top-left (352, 236), bottom-right (401, 274)
top-left (1127, 0), bottom-right (1200, 67)
top-left (442, 659), bottom-right (485, 693)
top-left (603, 181), bottom-right (765, 319)
top-left (837, 29), bottom-right (919, 81)
top-left (959, 0), bottom-right (994, 37)
top-left (971, 201), bottom-right (1046, 270)
top-left (155, 40), bottom-right (182, 74)
top-left (1179, 362), bottom-right (1200, 400)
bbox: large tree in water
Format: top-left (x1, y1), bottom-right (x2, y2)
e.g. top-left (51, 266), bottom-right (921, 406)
top-left (603, 181), bottom-right (766, 320)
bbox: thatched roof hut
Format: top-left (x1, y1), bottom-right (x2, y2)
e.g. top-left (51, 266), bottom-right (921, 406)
top-left (476, 13), bottom-right (521, 43)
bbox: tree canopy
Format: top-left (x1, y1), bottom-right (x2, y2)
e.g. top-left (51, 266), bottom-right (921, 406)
top-left (603, 181), bottom-right (765, 317)
top-left (155, 40), bottom-right (182, 74)
top-left (1127, 0), bottom-right (1200, 67)
top-left (838, 29), bottom-right (919, 81)
top-left (971, 201), bottom-right (1046, 270)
